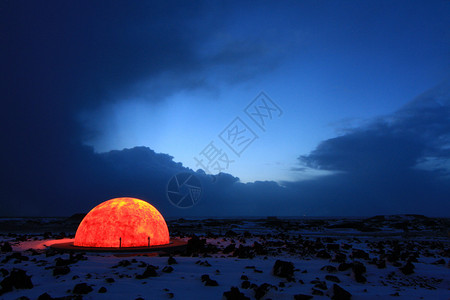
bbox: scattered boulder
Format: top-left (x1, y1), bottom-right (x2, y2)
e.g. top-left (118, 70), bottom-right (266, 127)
top-left (2, 252), bottom-right (29, 263)
top-left (201, 274), bottom-right (218, 286)
top-left (1, 242), bottom-right (12, 252)
top-left (162, 266), bottom-right (174, 273)
top-left (352, 261), bottom-right (367, 283)
top-left (254, 283), bottom-right (273, 300)
top-left (136, 265), bottom-right (158, 279)
top-left (332, 253), bottom-right (347, 263)
top-left (205, 278), bottom-right (219, 286)
top-left (198, 260), bottom-right (212, 267)
top-left (73, 283), bottom-right (93, 294)
top-left (223, 286), bottom-right (250, 300)
top-left (313, 280), bottom-right (327, 290)
top-left (233, 245), bottom-right (254, 259)
top-left (37, 292), bottom-right (53, 300)
top-left (0, 268), bottom-right (33, 295)
top-left (186, 235), bottom-right (207, 254)
top-left (113, 259), bottom-right (131, 268)
top-left (98, 286), bottom-right (107, 293)
top-left (399, 262), bottom-right (415, 275)
top-left (53, 266), bottom-right (70, 276)
top-left (330, 283), bottom-right (352, 300)
top-left (241, 280), bottom-right (251, 289)
top-left (338, 262), bottom-right (352, 271)
top-left (223, 244), bottom-right (236, 254)
top-left (352, 262), bottom-right (366, 275)
top-left (252, 242), bottom-right (267, 255)
top-left (312, 288), bottom-right (324, 296)
top-left (351, 249), bottom-right (369, 260)
top-left (272, 260), bottom-right (294, 279)
top-left (168, 256), bottom-right (177, 265)
top-left (0, 268), bottom-right (9, 277)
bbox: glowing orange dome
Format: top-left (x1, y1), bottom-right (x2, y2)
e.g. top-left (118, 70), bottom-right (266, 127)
top-left (74, 197), bottom-right (170, 248)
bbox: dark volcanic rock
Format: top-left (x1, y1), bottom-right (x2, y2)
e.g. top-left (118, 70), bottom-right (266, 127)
top-left (330, 283), bottom-right (352, 300)
top-left (2, 252), bottom-right (29, 263)
top-left (353, 272), bottom-right (366, 283)
top-left (37, 292), bottom-right (53, 300)
top-left (53, 266), bottom-right (70, 276)
top-left (113, 259), bottom-right (131, 268)
top-left (0, 268), bottom-right (33, 294)
top-left (351, 262), bottom-right (366, 275)
top-left (73, 283), bottom-right (93, 294)
top-left (205, 278), bottom-right (219, 286)
top-left (312, 288), bottom-right (324, 296)
top-left (241, 280), bottom-right (251, 289)
top-left (253, 241), bottom-right (267, 255)
top-left (168, 256), bottom-right (177, 265)
top-left (313, 280), bottom-right (327, 290)
top-left (294, 294), bottom-right (313, 300)
top-left (105, 277), bottom-right (115, 283)
top-left (331, 253), bottom-right (347, 263)
top-left (272, 260), bottom-right (295, 279)
top-left (223, 244), bottom-right (236, 254)
top-left (136, 265), bottom-right (158, 279)
top-left (351, 249), bottom-right (369, 260)
top-left (254, 283), bottom-right (273, 300)
top-left (352, 261), bottom-right (367, 283)
top-left (1, 242), bottom-right (12, 252)
top-left (162, 266), bottom-right (174, 273)
top-left (186, 235), bottom-right (207, 254)
top-left (338, 262), bottom-right (352, 271)
top-left (233, 245), bottom-right (254, 259)
top-left (98, 286), bottom-right (107, 293)
top-left (200, 274), bottom-right (219, 285)
top-left (201, 274), bottom-right (210, 282)
top-left (399, 262), bottom-right (415, 275)
top-left (223, 286), bottom-right (250, 300)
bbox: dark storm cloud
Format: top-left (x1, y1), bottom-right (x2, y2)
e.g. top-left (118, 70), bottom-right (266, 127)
top-left (299, 81), bottom-right (450, 174)
top-left (291, 81), bottom-right (450, 216)
top-left (0, 1), bottom-right (288, 216)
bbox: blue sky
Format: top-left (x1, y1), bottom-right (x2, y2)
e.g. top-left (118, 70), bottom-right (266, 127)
top-left (79, 1), bottom-right (449, 182)
top-left (1, 1), bottom-right (449, 217)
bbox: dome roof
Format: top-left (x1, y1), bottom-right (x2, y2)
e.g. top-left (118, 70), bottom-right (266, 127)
top-left (74, 197), bottom-right (169, 247)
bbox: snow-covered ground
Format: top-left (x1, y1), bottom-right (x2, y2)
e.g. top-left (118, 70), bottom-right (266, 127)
top-left (0, 215), bottom-right (449, 299)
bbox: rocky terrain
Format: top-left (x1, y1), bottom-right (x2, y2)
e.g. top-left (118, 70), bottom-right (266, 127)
top-left (0, 215), bottom-right (448, 299)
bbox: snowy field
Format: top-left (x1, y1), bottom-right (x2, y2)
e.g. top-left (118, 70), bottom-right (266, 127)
top-left (0, 215), bottom-right (449, 299)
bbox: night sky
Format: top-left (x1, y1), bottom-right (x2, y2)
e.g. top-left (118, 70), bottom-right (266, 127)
top-left (1, 1), bottom-right (449, 217)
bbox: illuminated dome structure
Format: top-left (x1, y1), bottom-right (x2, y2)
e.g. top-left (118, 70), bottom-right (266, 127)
top-left (74, 197), bottom-right (169, 248)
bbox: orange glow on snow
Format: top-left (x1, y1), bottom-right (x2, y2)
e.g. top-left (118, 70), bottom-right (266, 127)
top-left (74, 197), bottom-right (169, 247)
